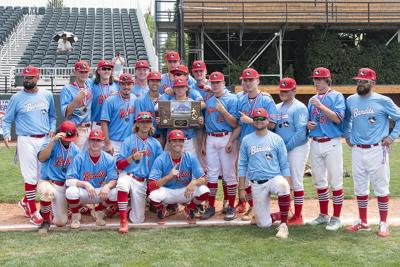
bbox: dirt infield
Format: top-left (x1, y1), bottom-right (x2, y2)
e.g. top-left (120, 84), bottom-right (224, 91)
top-left (1, 198), bottom-right (400, 232)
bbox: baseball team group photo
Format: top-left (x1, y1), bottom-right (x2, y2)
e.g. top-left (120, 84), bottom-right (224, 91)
top-left (1, 0), bottom-right (400, 266)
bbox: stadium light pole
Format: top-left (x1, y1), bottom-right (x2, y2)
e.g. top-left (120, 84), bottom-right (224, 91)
top-left (177, 0), bottom-right (185, 63)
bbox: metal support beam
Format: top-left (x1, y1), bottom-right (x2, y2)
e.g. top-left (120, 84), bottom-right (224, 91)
top-left (204, 32), bottom-right (234, 65)
top-left (247, 33), bottom-right (279, 68)
top-left (200, 26), bottom-right (205, 60)
top-left (279, 29), bottom-right (283, 79)
top-left (177, 0), bottom-right (185, 62)
top-left (386, 29), bottom-right (400, 46)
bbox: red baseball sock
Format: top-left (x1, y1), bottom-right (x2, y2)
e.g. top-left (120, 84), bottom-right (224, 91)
top-left (378, 195), bottom-right (389, 222)
top-left (187, 192), bottom-right (209, 209)
top-left (25, 183), bottom-right (37, 214)
top-left (227, 184), bottom-right (237, 208)
top-left (317, 188), bottom-right (329, 215)
top-left (150, 200), bottom-right (164, 210)
top-left (245, 186), bottom-right (253, 207)
top-left (278, 194), bottom-right (291, 224)
top-left (40, 200), bottom-right (52, 221)
top-left (66, 198), bottom-right (80, 213)
top-left (332, 189), bottom-right (344, 218)
top-left (117, 191), bottom-right (129, 219)
top-left (222, 179), bottom-right (228, 202)
top-left (356, 195), bottom-right (368, 224)
top-left (293, 190), bottom-right (304, 218)
top-left (207, 182), bottom-right (218, 207)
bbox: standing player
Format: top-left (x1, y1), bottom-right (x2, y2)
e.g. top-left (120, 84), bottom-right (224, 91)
top-left (2, 65), bottom-right (56, 225)
top-left (160, 51), bottom-right (181, 94)
top-left (148, 129), bottom-right (209, 225)
top-left (132, 60), bottom-right (150, 98)
top-left (90, 60), bottom-right (119, 129)
top-left (37, 121), bottom-right (80, 233)
top-left (238, 108), bottom-right (291, 239)
top-left (201, 71), bottom-right (239, 221)
top-left (60, 60), bottom-right (93, 149)
top-left (116, 112), bottom-right (163, 233)
top-left (275, 78), bottom-right (310, 224)
top-left (306, 67), bottom-right (345, 231)
top-left (191, 60), bottom-right (212, 99)
top-left (101, 73), bottom-right (137, 156)
top-left (65, 129), bottom-right (118, 229)
top-left (135, 71), bottom-right (165, 145)
top-left (344, 68), bottom-right (400, 237)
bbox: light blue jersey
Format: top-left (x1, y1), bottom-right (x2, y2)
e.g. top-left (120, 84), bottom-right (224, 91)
top-left (132, 84), bottom-right (149, 98)
top-left (66, 150), bottom-right (117, 188)
top-left (100, 93), bottom-right (137, 142)
top-left (161, 87), bottom-right (203, 101)
top-left (60, 81), bottom-right (93, 125)
top-left (275, 99), bottom-right (309, 151)
top-left (39, 140), bottom-right (80, 182)
top-left (237, 92), bottom-right (278, 141)
top-left (149, 151), bottom-right (204, 189)
top-left (191, 81), bottom-right (211, 99)
top-left (2, 89), bottom-right (57, 138)
top-left (238, 131), bottom-right (290, 181)
top-left (204, 90), bottom-right (239, 133)
top-left (116, 134), bottom-right (163, 177)
top-left (308, 89), bottom-right (345, 138)
top-left (90, 80), bottom-right (119, 123)
top-left (134, 92), bottom-right (164, 137)
top-left (343, 92), bottom-right (400, 144)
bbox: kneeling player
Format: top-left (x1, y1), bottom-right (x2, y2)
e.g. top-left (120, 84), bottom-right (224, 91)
top-left (37, 121), bottom-right (80, 233)
top-left (148, 130), bottom-right (209, 225)
top-left (65, 129), bottom-right (118, 229)
top-left (238, 108), bottom-right (291, 239)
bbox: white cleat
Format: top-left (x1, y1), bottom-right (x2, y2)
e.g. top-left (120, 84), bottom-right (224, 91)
top-left (276, 223), bottom-right (289, 239)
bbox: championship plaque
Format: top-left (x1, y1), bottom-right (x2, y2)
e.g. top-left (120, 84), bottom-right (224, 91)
top-left (159, 100), bottom-right (201, 128)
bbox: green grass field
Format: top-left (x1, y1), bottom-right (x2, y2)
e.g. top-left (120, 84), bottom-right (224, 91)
top-left (1, 226), bottom-right (400, 266)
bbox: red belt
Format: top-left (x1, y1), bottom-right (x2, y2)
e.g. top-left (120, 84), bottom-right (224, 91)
top-left (356, 143), bottom-right (379, 149)
top-left (208, 131), bottom-right (229, 137)
top-left (127, 173), bottom-right (145, 182)
top-left (51, 180), bottom-right (65, 186)
top-left (79, 122), bottom-right (91, 127)
top-left (313, 137), bottom-right (332, 143)
top-left (29, 134), bottom-right (46, 138)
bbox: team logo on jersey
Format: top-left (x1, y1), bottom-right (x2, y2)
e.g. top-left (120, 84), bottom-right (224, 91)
top-left (368, 116), bottom-right (377, 124)
top-left (265, 154), bottom-right (273, 160)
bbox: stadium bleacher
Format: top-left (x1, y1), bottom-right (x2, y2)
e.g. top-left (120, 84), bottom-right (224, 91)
top-left (0, 6), bottom-right (26, 46)
top-left (18, 7), bottom-right (148, 68)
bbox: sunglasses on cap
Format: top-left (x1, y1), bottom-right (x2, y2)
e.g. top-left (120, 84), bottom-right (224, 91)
top-left (253, 117), bottom-right (267, 122)
top-left (24, 76), bottom-right (36, 80)
top-left (138, 114), bottom-right (151, 119)
top-left (101, 67), bottom-right (112, 71)
top-left (356, 80), bottom-right (372, 84)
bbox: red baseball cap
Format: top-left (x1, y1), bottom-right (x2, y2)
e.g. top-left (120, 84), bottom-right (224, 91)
top-left (59, 120), bottom-right (77, 142)
top-left (89, 129), bottom-right (105, 141)
top-left (136, 112), bottom-right (153, 123)
top-left (279, 77), bottom-right (297, 91)
top-left (170, 65), bottom-right (189, 75)
top-left (251, 108), bottom-right (269, 119)
top-left (97, 60), bottom-right (113, 69)
top-left (240, 68), bottom-right (260, 80)
top-left (119, 73), bottom-right (134, 83)
top-left (192, 60), bottom-right (206, 71)
top-left (353, 68), bottom-right (376, 81)
top-left (310, 67), bottom-right (331, 78)
top-left (173, 77), bottom-right (188, 87)
top-left (209, 71), bottom-right (225, 82)
top-left (166, 51), bottom-right (180, 61)
top-left (75, 60), bottom-right (90, 72)
top-left (147, 71), bottom-right (162, 81)
top-left (169, 129), bottom-right (185, 141)
top-left (22, 65), bottom-right (40, 77)
top-left (135, 60), bottom-right (149, 69)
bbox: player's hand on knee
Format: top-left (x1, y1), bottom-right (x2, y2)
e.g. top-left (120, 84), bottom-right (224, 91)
top-left (3, 136), bottom-right (11, 149)
top-left (184, 182), bottom-right (195, 198)
top-left (225, 141), bottom-right (233, 153)
top-left (382, 136), bottom-right (393, 146)
top-left (85, 183), bottom-right (96, 199)
top-left (99, 185), bottom-right (110, 201)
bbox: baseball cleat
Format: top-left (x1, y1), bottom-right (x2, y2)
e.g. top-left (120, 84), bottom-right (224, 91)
top-left (241, 207), bottom-right (253, 221)
top-left (95, 210), bottom-right (106, 226)
top-left (235, 199), bottom-right (247, 214)
top-left (377, 221), bottom-right (390, 237)
top-left (119, 218), bottom-right (129, 234)
top-left (166, 204), bottom-right (178, 217)
top-left (157, 208), bottom-right (167, 225)
top-left (18, 200), bottom-right (31, 218)
top-left (38, 220), bottom-right (51, 234)
top-left (30, 211), bottom-right (43, 226)
top-left (201, 206), bottom-right (216, 220)
top-left (276, 223), bottom-right (289, 239)
top-left (325, 216), bottom-right (341, 231)
top-left (346, 220), bottom-right (371, 232)
top-left (105, 204), bottom-right (119, 218)
top-left (307, 213), bottom-right (330, 226)
top-left (288, 215), bottom-right (304, 225)
top-left (194, 204), bottom-right (205, 218)
top-left (184, 207), bottom-right (196, 224)
top-left (70, 213), bottom-right (81, 229)
top-left (224, 207), bottom-right (237, 221)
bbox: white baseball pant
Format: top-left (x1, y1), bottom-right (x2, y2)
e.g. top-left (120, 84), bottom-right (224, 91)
top-left (288, 142), bottom-right (310, 191)
top-left (110, 140), bottom-right (122, 156)
top-left (65, 186), bottom-right (117, 204)
top-left (75, 126), bottom-right (90, 150)
top-left (352, 144), bottom-right (390, 197)
top-left (252, 175), bottom-right (291, 227)
top-left (38, 180), bottom-right (68, 226)
top-left (310, 137), bottom-right (343, 190)
top-left (149, 185), bottom-right (210, 205)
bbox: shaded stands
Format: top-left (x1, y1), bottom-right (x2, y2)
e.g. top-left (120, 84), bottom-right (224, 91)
top-left (18, 7), bottom-right (148, 69)
top-left (0, 6), bottom-right (26, 45)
